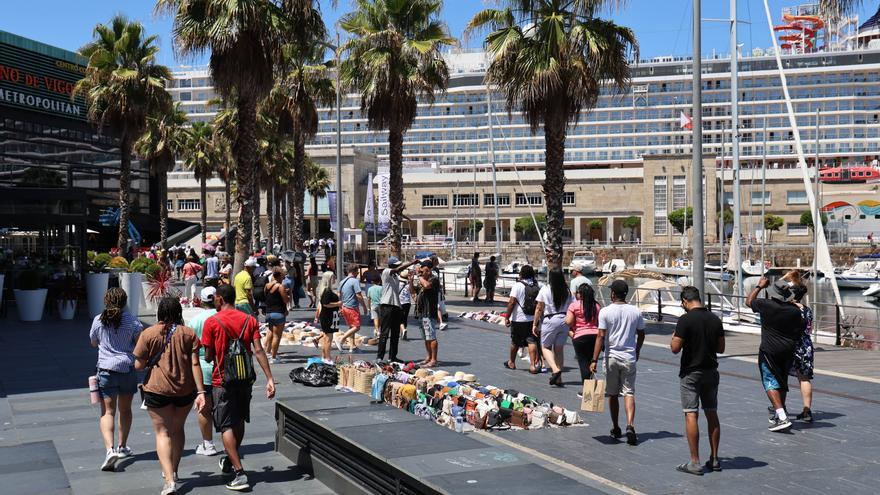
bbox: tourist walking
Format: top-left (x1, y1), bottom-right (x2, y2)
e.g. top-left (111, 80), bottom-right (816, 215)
top-left (569, 264), bottom-right (591, 295)
top-left (534, 268), bottom-right (574, 387)
top-left (89, 287), bottom-right (143, 472)
top-left (377, 256), bottom-right (420, 362)
top-left (590, 279), bottom-right (646, 445)
top-left (399, 269), bottom-right (413, 340)
top-left (186, 287), bottom-right (221, 457)
top-left (469, 253), bottom-right (482, 302)
top-left (314, 271), bottom-right (341, 362)
top-left (204, 250), bottom-right (220, 287)
top-left (360, 260), bottom-right (382, 292)
top-left (367, 281), bottom-right (382, 338)
top-left (183, 256), bottom-right (203, 305)
top-left (565, 282), bottom-right (601, 384)
top-left (670, 286), bottom-right (724, 476)
top-left (414, 261), bottom-right (441, 367)
top-left (201, 285), bottom-right (275, 491)
top-left (306, 256), bottom-right (319, 308)
top-left (338, 264), bottom-right (369, 353)
top-left (430, 255), bottom-right (448, 330)
top-left (263, 268), bottom-right (290, 364)
top-left (483, 255), bottom-right (499, 302)
top-left (746, 276), bottom-right (803, 432)
top-left (134, 298), bottom-right (205, 494)
top-left (503, 265), bottom-right (542, 373)
top-left (790, 282), bottom-right (814, 423)
top-left (233, 258), bottom-right (257, 315)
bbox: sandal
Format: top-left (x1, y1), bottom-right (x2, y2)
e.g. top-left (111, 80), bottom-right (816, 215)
top-left (503, 361), bottom-right (516, 370)
top-left (675, 462), bottom-right (704, 476)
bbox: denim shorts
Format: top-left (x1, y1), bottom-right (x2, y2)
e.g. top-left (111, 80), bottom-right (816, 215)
top-left (97, 369), bottom-right (138, 398)
top-left (266, 312), bottom-right (286, 325)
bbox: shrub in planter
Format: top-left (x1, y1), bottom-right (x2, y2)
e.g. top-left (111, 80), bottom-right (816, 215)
top-left (18, 269), bottom-right (44, 290)
top-left (14, 269), bottom-right (47, 321)
top-left (108, 256), bottom-right (129, 270)
top-left (56, 272), bottom-right (79, 320)
top-left (146, 268), bottom-right (180, 304)
top-left (129, 257), bottom-right (157, 274)
top-left (90, 253), bottom-right (112, 273)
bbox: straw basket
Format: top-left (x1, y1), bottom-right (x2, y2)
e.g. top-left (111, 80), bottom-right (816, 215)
top-left (353, 367), bottom-right (377, 395)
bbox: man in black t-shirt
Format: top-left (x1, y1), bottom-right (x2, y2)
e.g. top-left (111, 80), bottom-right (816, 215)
top-left (746, 277), bottom-right (803, 433)
top-left (671, 286), bottom-right (725, 476)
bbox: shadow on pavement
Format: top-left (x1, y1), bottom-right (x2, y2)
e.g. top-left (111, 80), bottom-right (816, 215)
top-left (718, 456), bottom-right (769, 470)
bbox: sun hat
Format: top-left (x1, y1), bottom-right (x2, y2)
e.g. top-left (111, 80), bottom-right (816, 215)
top-left (432, 370), bottom-right (449, 380)
top-left (244, 257), bottom-right (258, 267)
top-left (461, 373), bottom-right (477, 383)
top-left (453, 371), bottom-right (466, 382)
top-left (766, 279), bottom-right (795, 303)
top-left (200, 286), bottom-right (217, 302)
top-left (398, 269), bottom-right (410, 282)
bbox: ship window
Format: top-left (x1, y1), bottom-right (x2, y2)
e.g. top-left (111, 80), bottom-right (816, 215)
top-left (844, 214), bottom-right (852, 220)
top-left (860, 215), bottom-right (866, 219)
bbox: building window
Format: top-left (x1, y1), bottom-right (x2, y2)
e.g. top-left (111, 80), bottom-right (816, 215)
top-left (178, 199), bottom-right (201, 212)
top-left (787, 224), bottom-right (809, 236)
top-left (654, 177), bottom-right (668, 236)
top-left (166, 200), bottom-right (173, 212)
top-left (672, 175), bottom-right (687, 209)
top-left (453, 193), bottom-right (479, 207)
top-left (180, 92), bottom-right (192, 101)
top-left (787, 190), bottom-right (808, 205)
top-left (422, 194), bottom-right (448, 208)
top-left (515, 193), bottom-right (543, 206)
top-left (484, 193), bottom-right (511, 207)
top-left (722, 192), bottom-right (733, 206)
top-left (563, 192), bottom-right (575, 206)
top-left (751, 191), bottom-right (771, 206)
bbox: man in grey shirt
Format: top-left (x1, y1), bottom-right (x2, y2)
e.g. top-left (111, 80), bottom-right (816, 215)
top-left (569, 264), bottom-right (591, 295)
top-left (377, 256), bottom-right (419, 362)
top-left (590, 279), bottom-right (646, 446)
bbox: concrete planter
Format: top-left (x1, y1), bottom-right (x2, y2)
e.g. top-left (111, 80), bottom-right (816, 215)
top-left (86, 273), bottom-right (110, 318)
top-left (57, 299), bottom-right (77, 320)
top-left (141, 281), bottom-right (156, 313)
top-left (118, 272), bottom-right (143, 318)
top-left (14, 288), bottom-right (48, 322)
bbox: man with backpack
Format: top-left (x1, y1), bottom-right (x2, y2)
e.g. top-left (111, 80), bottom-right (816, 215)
top-left (250, 258), bottom-right (270, 318)
top-left (503, 265), bottom-right (542, 373)
top-left (201, 284), bottom-right (275, 491)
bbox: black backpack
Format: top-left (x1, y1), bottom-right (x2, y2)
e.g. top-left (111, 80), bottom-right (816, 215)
top-left (213, 316), bottom-right (256, 386)
top-left (251, 273), bottom-right (269, 304)
top-left (519, 281), bottom-right (540, 315)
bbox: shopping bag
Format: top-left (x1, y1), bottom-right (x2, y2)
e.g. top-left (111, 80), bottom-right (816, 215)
top-left (580, 379), bottom-right (606, 412)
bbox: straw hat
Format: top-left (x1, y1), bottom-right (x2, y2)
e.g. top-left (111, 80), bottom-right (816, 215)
top-left (414, 368), bottom-right (429, 378)
top-left (432, 370), bottom-right (449, 380)
top-left (461, 373), bottom-right (477, 383)
top-left (453, 371), bottom-right (466, 382)
top-left (398, 269), bottom-right (410, 282)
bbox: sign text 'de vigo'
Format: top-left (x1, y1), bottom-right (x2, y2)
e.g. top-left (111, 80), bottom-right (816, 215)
top-left (0, 40), bottom-right (86, 121)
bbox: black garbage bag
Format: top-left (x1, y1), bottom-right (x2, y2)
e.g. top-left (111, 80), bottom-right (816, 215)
top-left (290, 363), bottom-right (338, 387)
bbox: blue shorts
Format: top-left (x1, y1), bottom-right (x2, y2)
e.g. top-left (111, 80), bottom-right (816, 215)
top-left (97, 369), bottom-right (138, 398)
top-left (266, 312), bottom-right (286, 325)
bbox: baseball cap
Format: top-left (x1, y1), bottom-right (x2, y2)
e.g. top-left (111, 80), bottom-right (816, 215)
top-left (244, 257), bottom-right (258, 267)
top-left (766, 279), bottom-right (795, 303)
top-left (610, 279), bottom-right (629, 298)
top-left (200, 286), bottom-right (217, 302)
top-left (571, 263), bottom-right (584, 273)
top-left (387, 256), bottom-right (400, 267)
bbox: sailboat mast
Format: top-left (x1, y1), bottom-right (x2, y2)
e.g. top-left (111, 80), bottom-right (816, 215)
top-left (761, 118), bottom-right (767, 269)
top-left (814, 108), bottom-right (820, 317)
top-left (730, 0), bottom-right (743, 300)
top-left (488, 87), bottom-right (501, 256)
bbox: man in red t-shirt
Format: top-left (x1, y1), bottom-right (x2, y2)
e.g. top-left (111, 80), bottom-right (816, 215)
top-left (201, 284), bottom-right (275, 491)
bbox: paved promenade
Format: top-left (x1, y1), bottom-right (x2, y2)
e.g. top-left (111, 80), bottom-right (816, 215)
top-left (0, 294), bottom-right (878, 494)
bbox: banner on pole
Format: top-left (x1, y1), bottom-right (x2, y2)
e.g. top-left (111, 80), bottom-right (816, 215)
top-left (377, 173), bottom-right (391, 234)
top-left (328, 191), bottom-right (337, 233)
top-left (364, 172), bottom-right (375, 232)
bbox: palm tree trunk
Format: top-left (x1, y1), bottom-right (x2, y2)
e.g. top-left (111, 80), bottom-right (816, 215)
top-left (233, 96), bottom-right (257, 274)
top-left (117, 132), bottom-right (132, 253)
top-left (274, 184), bottom-right (283, 244)
top-left (292, 131), bottom-right (306, 249)
top-left (159, 166), bottom-right (168, 249)
top-left (268, 183), bottom-right (275, 247)
top-left (200, 175), bottom-right (208, 243)
top-left (224, 178), bottom-right (232, 254)
top-left (253, 180), bottom-right (261, 252)
top-left (543, 117), bottom-right (567, 267)
top-left (313, 193), bottom-right (319, 239)
top-left (284, 189), bottom-right (290, 248)
top-left (388, 127), bottom-right (405, 257)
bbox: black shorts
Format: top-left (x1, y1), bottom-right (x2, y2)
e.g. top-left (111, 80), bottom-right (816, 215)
top-left (510, 321), bottom-right (536, 348)
top-left (213, 385), bottom-right (253, 432)
top-left (143, 390), bottom-right (197, 409)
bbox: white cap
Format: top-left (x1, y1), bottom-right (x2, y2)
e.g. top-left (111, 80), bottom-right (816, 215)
top-left (244, 258), bottom-right (258, 267)
top-left (200, 286), bottom-right (217, 301)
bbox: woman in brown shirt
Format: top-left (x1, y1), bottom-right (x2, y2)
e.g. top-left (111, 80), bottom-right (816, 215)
top-left (134, 297), bottom-right (205, 495)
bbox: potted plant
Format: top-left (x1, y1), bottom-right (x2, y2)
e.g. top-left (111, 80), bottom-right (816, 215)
top-left (115, 257), bottom-right (142, 318)
top-left (130, 257), bottom-right (159, 313)
top-left (14, 269), bottom-right (47, 321)
top-left (145, 266), bottom-right (180, 310)
top-left (86, 252), bottom-right (112, 318)
top-left (56, 272), bottom-right (79, 320)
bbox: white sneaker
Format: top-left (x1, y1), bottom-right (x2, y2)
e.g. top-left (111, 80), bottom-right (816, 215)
top-left (196, 442), bottom-right (219, 456)
top-left (100, 448), bottom-right (120, 471)
top-left (116, 445), bottom-right (133, 458)
top-left (439, 323), bottom-right (448, 331)
top-left (267, 357), bottom-right (276, 365)
top-left (333, 338), bottom-right (343, 352)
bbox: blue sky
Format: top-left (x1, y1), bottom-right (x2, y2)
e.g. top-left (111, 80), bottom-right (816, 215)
top-left (1, 1), bottom-right (877, 67)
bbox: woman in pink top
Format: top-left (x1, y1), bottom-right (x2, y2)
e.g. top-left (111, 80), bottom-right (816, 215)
top-left (565, 282), bottom-right (601, 382)
top-left (182, 256), bottom-right (203, 305)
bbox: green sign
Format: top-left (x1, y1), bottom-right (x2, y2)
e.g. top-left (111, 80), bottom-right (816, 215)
top-left (0, 34), bottom-right (86, 121)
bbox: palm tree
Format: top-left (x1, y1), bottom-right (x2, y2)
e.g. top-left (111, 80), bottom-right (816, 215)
top-left (305, 158), bottom-right (331, 238)
top-left (182, 121), bottom-right (217, 243)
top-left (136, 103), bottom-right (188, 248)
top-left (211, 100), bottom-right (238, 253)
top-left (75, 16), bottom-right (171, 252)
top-left (340, 0), bottom-right (455, 256)
top-left (266, 41), bottom-right (335, 251)
top-left (157, 0), bottom-right (321, 271)
top-left (467, 1), bottom-right (636, 266)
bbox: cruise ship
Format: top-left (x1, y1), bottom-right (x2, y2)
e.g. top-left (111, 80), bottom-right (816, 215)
top-left (168, 4), bottom-right (880, 173)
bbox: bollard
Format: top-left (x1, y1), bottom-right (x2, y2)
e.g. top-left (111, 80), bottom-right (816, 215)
top-left (835, 304), bottom-right (841, 346)
top-left (657, 289), bottom-right (663, 323)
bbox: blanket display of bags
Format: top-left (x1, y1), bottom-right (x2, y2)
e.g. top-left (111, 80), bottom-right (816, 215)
top-left (290, 362), bottom-right (338, 387)
top-left (310, 359), bottom-right (582, 433)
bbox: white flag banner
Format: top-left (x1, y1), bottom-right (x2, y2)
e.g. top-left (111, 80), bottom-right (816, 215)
top-left (364, 172), bottom-right (375, 232)
top-left (377, 173), bottom-right (391, 234)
